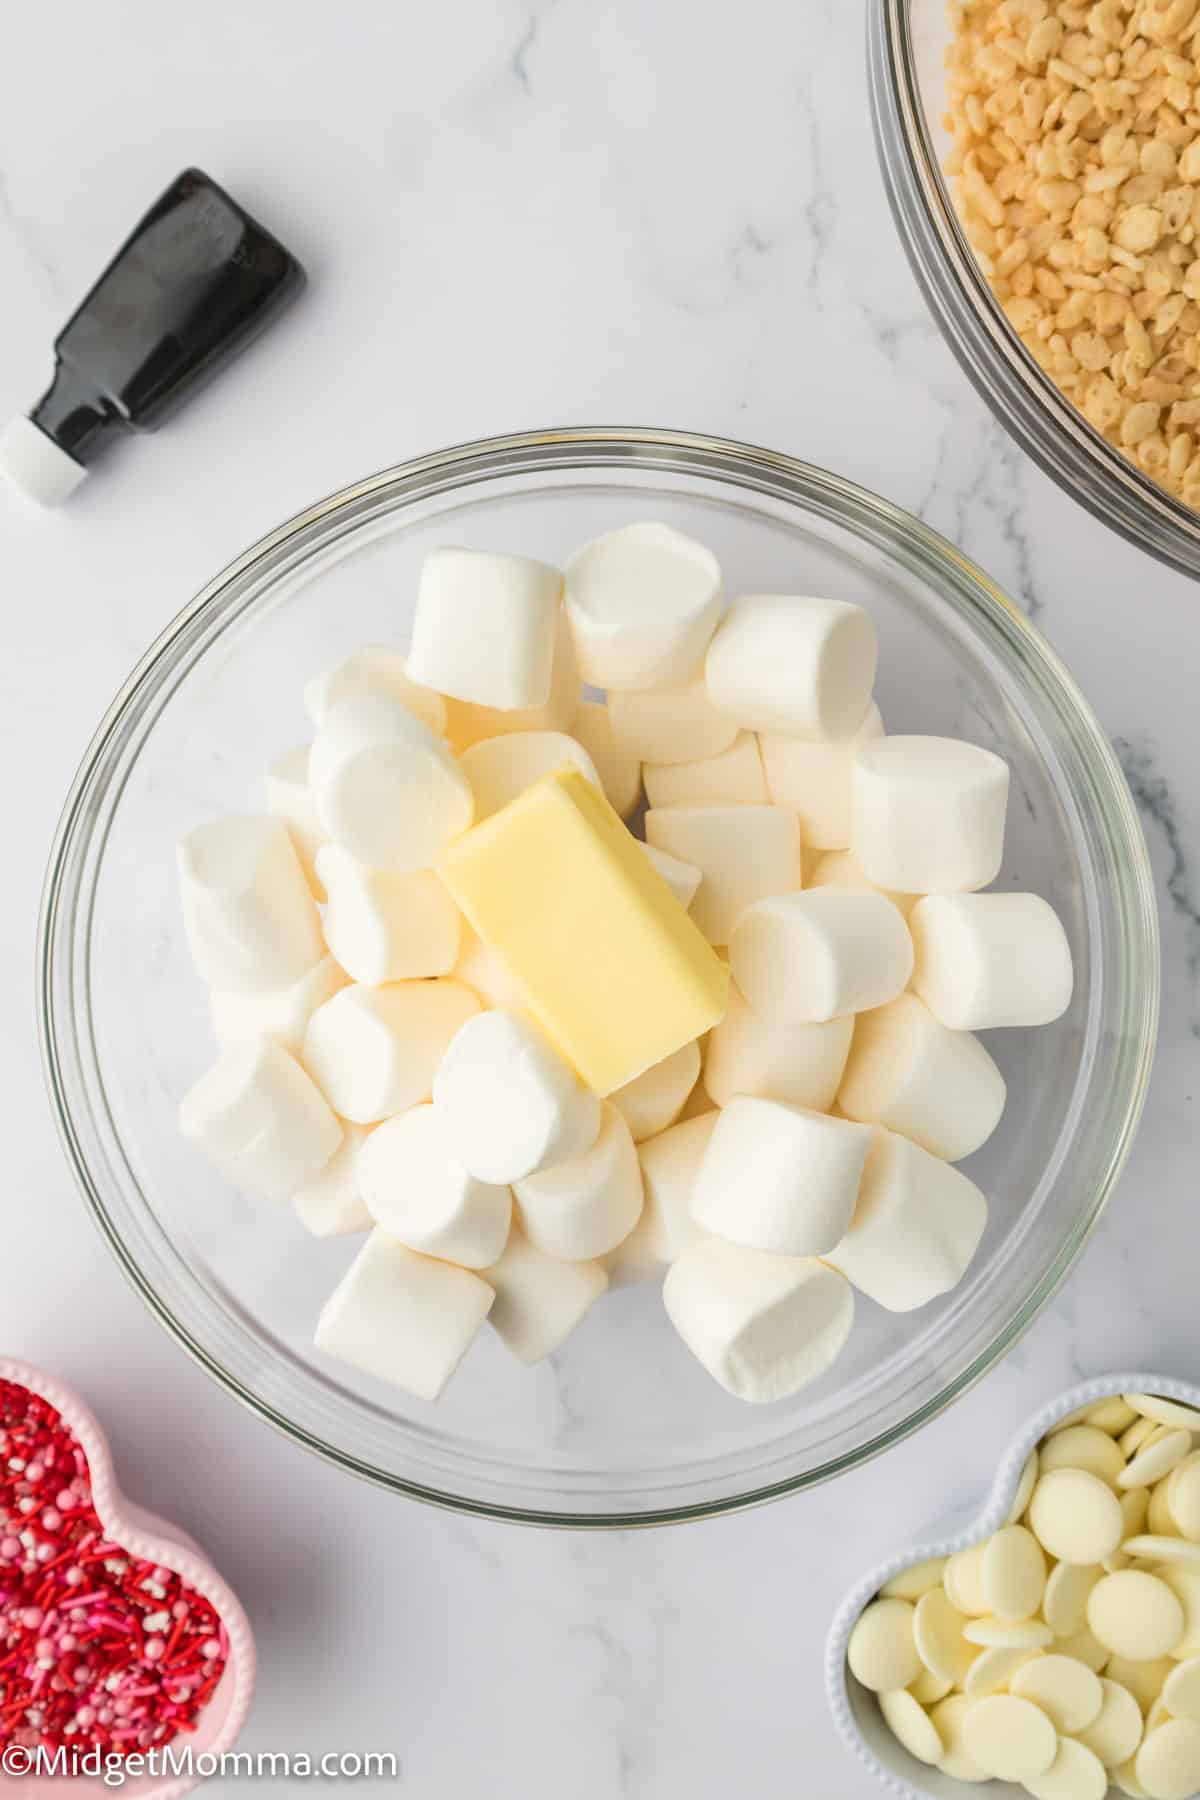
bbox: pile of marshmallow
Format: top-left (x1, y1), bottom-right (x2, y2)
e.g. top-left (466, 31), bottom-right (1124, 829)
top-left (850, 1392), bottom-right (1200, 1800)
top-left (176, 521), bottom-right (1073, 1405)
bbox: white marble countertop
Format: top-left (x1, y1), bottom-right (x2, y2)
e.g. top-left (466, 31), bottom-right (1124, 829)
top-left (1, 2), bottom-right (1197, 1794)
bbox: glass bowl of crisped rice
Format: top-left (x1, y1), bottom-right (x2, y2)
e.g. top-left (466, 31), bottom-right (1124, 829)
top-left (870, 0), bottom-right (1200, 577)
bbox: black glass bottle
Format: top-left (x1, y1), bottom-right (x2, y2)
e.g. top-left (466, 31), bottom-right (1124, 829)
top-left (3, 168), bottom-right (304, 502)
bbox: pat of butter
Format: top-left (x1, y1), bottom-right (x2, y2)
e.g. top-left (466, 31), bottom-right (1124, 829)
top-left (438, 769), bottom-right (729, 1095)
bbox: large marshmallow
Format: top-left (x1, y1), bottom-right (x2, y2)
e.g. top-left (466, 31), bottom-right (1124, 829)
top-left (444, 611), bottom-right (581, 749)
top-left (178, 816), bottom-right (325, 993)
top-left (729, 889), bottom-right (913, 1022)
top-left (515, 1102), bottom-right (643, 1260)
top-left (608, 676), bottom-right (739, 765)
top-left (852, 735), bottom-right (1010, 893)
top-left (643, 733), bottom-right (768, 809)
top-left (644, 805), bottom-right (802, 945)
top-left (310, 694), bottom-right (473, 872)
top-left (302, 979), bottom-right (480, 1122)
top-left (433, 1010), bottom-right (601, 1183)
top-left (452, 925), bottom-right (531, 1013)
top-left (484, 1229), bottom-right (608, 1364)
top-left (564, 522), bottom-right (721, 690)
top-left (838, 993), bottom-right (1006, 1162)
top-left (806, 848), bottom-right (914, 920)
top-left (760, 702), bottom-right (884, 849)
top-left (210, 954), bottom-right (349, 1058)
top-left (266, 746), bottom-right (327, 898)
top-left (304, 646), bottom-right (447, 737)
top-left (691, 1095), bottom-right (871, 1256)
top-left (610, 1040), bottom-right (702, 1142)
top-left (317, 847), bottom-right (461, 985)
top-left (705, 594), bottom-right (877, 738)
top-left (639, 842), bottom-right (702, 910)
top-left (625, 1110), bottom-right (719, 1268)
top-left (910, 893), bottom-right (1074, 1029)
top-left (315, 1231), bottom-right (493, 1399)
top-left (358, 1104), bottom-right (511, 1268)
top-left (180, 1039), bottom-right (342, 1203)
top-left (406, 546), bottom-right (563, 709)
top-left (663, 1240), bottom-right (854, 1402)
top-left (703, 984), bottom-right (853, 1110)
top-left (293, 1121), bottom-right (374, 1237)
top-left (827, 1128), bottom-right (988, 1311)
top-left (458, 730), bottom-right (600, 822)
top-left (569, 700), bottom-right (643, 817)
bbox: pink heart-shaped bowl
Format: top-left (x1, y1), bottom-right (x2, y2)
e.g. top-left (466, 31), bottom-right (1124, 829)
top-left (0, 1358), bottom-right (255, 1799)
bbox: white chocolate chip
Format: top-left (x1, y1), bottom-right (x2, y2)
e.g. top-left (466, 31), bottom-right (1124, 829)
top-left (963, 1616), bottom-right (1054, 1649)
top-left (1011, 1653), bottom-right (1105, 1733)
top-left (848, 1598), bottom-right (922, 1693)
top-left (1122, 1431), bottom-right (1195, 1490)
top-left (1136, 1719), bottom-right (1200, 1800)
top-left (1077, 1678), bottom-right (1146, 1770)
top-left (1028, 1467), bottom-right (1125, 1565)
top-left (1044, 1562), bottom-right (1103, 1638)
top-left (914, 1588), bottom-right (977, 1686)
top-left (983, 1524), bottom-right (1047, 1622)
top-left (960, 1693), bottom-right (1058, 1782)
top-left (1088, 1571), bottom-right (1185, 1660)
top-left (880, 1557), bottom-right (949, 1602)
top-left (1163, 1659), bottom-right (1200, 1724)
top-left (930, 1694), bottom-right (990, 1783)
top-left (1042, 1423), bottom-right (1128, 1484)
top-left (879, 1689), bottom-right (943, 1765)
top-left (1024, 1738), bottom-right (1109, 1800)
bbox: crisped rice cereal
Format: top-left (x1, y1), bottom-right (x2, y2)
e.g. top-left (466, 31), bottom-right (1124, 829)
top-left (945, 0), bottom-right (1200, 507)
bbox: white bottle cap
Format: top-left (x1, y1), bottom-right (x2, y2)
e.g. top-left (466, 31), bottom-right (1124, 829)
top-left (0, 417), bottom-right (88, 507)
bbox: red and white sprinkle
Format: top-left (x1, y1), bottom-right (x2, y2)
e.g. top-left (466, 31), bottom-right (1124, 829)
top-left (0, 1377), bottom-right (229, 1767)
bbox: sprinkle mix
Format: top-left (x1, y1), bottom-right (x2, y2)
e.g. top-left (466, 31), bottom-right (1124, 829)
top-left (0, 1377), bottom-right (229, 1763)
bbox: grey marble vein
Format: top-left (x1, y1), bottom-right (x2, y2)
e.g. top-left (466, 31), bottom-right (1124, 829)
top-left (1115, 732), bottom-right (1200, 1024)
top-left (0, 167), bottom-right (64, 300)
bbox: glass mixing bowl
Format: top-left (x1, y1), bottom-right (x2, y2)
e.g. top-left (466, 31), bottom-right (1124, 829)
top-left (39, 427), bottom-right (1158, 1526)
top-left (869, 0), bottom-right (1200, 579)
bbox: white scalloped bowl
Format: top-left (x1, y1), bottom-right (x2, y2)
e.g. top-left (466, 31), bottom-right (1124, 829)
top-left (826, 1372), bottom-right (1200, 1800)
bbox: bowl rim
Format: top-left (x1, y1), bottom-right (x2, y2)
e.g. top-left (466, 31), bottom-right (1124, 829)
top-left (36, 425), bottom-right (1161, 1526)
top-left (869, 0), bottom-right (1200, 579)
top-left (826, 1371), bottom-right (1200, 1800)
